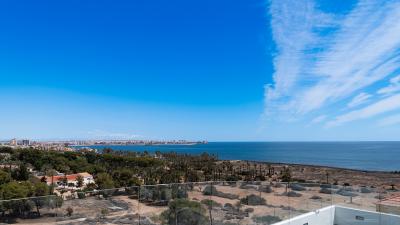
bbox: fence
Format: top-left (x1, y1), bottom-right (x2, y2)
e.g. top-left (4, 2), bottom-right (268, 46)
top-left (0, 181), bottom-right (397, 224)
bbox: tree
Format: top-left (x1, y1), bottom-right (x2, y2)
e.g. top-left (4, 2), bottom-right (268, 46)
top-left (0, 170), bottom-right (11, 185)
top-left (161, 199), bottom-right (208, 225)
top-left (0, 181), bottom-right (33, 216)
top-left (0, 181), bottom-right (31, 200)
top-left (95, 173), bottom-right (114, 189)
top-left (76, 175), bottom-right (84, 188)
top-left (40, 176), bottom-right (47, 183)
top-left (32, 182), bottom-right (49, 216)
top-left (112, 169), bottom-right (134, 187)
top-left (34, 182), bottom-right (49, 196)
top-left (44, 168), bottom-right (58, 194)
top-left (281, 167), bottom-right (292, 183)
top-left (66, 206), bottom-right (73, 217)
top-left (12, 164), bottom-right (30, 181)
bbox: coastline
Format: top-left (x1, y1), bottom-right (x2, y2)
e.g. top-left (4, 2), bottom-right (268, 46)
top-left (228, 160), bottom-right (400, 187)
top-left (74, 142), bottom-right (400, 172)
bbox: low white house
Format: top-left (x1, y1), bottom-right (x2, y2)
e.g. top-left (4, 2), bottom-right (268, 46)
top-left (40, 172), bottom-right (95, 189)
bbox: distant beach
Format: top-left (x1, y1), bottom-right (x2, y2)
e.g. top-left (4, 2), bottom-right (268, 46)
top-left (75, 141), bottom-right (400, 172)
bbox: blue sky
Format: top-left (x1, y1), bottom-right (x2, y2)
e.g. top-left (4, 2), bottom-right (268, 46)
top-left (0, 0), bottom-right (400, 141)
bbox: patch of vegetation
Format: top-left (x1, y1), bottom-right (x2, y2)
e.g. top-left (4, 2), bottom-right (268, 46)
top-left (319, 188), bottom-right (333, 194)
top-left (258, 184), bottom-right (273, 193)
top-left (161, 199), bottom-right (208, 225)
top-left (202, 185), bottom-right (238, 200)
top-left (285, 191), bottom-right (302, 197)
top-left (336, 189), bottom-right (358, 197)
top-left (290, 183), bottom-right (306, 191)
top-left (310, 195), bottom-right (322, 200)
top-left (360, 187), bottom-right (372, 193)
top-left (200, 199), bottom-right (222, 208)
top-left (252, 215), bottom-right (282, 224)
top-left (240, 194), bottom-right (267, 205)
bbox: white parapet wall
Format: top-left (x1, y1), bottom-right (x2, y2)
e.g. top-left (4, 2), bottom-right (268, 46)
top-left (334, 206), bottom-right (400, 225)
top-left (273, 205), bottom-right (335, 225)
top-left (272, 205), bottom-right (400, 225)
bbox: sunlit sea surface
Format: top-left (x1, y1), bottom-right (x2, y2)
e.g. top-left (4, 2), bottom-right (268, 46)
top-left (76, 142), bottom-right (400, 171)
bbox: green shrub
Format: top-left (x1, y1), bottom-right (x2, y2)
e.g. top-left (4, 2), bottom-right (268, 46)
top-left (240, 194), bottom-right (266, 205)
top-left (201, 199), bottom-right (222, 208)
top-left (77, 192), bottom-right (86, 199)
top-left (252, 215), bottom-right (281, 224)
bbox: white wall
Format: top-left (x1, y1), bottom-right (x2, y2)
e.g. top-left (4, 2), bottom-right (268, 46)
top-left (334, 206), bottom-right (400, 225)
top-left (273, 206), bottom-right (335, 225)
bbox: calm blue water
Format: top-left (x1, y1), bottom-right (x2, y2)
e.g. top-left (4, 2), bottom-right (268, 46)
top-left (77, 142), bottom-right (400, 171)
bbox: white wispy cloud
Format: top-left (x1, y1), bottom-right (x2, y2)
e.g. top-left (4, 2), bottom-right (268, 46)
top-left (347, 92), bottom-right (371, 108)
top-left (311, 115), bottom-right (327, 124)
top-left (266, 0), bottom-right (400, 127)
top-left (326, 94), bottom-right (400, 127)
top-left (377, 75), bottom-right (400, 95)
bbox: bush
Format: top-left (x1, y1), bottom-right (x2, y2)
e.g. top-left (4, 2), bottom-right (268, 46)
top-left (161, 199), bottom-right (208, 225)
top-left (66, 207), bottom-right (73, 217)
top-left (77, 192), bottom-right (86, 199)
top-left (290, 184), bottom-right (306, 191)
top-left (203, 185), bottom-right (218, 196)
top-left (240, 183), bottom-right (258, 190)
top-left (301, 183), bottom-right (320, 187)
top-left (252, 215), bottom-right (281, 224)
top-left (336, 189), bottom-right (358, 197)
top-left (258, 185), bottom-right (273, 193)
top-left (285, 191), bottom-right (302, 197)
top-left (223, 203), bottom-right (234, 210)
top-left (244, 208), bottom-right (254, 213)
top-left (360, 187), bottom-right (372, 193)
top-left (320, 184), bottom-right (338, 189)
top-left (310, 195), bottom-right (322, 200)
top-left (201, 199), bottom-right (222, 208)
top-left (319, 188), bottom-right (333, 194)
top-left (202, 185), bottom-right (238, 200)
top-left (240, 194), bottom-right (266, 205)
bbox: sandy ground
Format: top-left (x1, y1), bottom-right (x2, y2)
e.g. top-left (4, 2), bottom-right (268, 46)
top-left (10, 182), bottom-right (393, 225)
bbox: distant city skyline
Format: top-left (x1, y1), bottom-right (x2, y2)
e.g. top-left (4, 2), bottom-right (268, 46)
top-left (1, 0), bottom-right (400, 141)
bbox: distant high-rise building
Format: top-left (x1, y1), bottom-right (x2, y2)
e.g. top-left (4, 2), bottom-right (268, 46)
top-left (10, 139), bottom-right (17, 146)
top-left (22, 139), bottom-right (30, 146)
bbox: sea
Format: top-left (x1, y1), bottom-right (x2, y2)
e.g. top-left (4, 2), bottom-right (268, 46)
top-left (75, 142), bottom-right (400, 172)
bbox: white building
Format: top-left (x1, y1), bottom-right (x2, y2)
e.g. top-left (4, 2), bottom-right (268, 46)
top-left (274, 205), bottom-right (400, 225)
top-left (40, 172), bottom-right (95, 189)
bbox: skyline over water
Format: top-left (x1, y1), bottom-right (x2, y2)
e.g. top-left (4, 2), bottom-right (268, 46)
top-left (77, 141), bottom-right (400, 171)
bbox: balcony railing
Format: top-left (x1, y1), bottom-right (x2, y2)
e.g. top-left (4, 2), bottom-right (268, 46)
top-left (0, 181), bottom-right (398, 224)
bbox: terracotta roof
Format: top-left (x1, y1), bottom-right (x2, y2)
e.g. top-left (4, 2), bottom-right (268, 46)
top-left (41, 172), bottom-right (93, 183)
top-left (378, 195), bottom-right (400, 207)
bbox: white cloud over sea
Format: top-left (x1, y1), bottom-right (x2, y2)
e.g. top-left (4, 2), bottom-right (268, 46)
top-left (266, 0), bottom-right (400, 128)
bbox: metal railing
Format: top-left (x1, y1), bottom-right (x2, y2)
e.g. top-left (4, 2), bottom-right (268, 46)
top-left (0, 181), bottom-right (397, 224)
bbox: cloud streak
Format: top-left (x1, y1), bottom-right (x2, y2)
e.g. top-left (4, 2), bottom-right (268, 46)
top-left (266, 0), bottom-right (400, 127)
top-left (327, 94), bottom-right (400, 127)
top-left (347, 92), bottom-right (371, 108)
